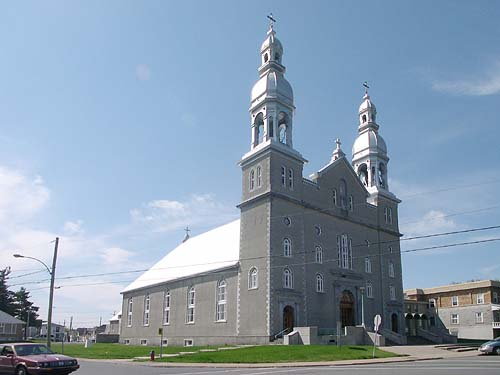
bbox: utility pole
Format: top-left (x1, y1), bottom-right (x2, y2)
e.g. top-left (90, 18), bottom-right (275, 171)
top-left (46, 237), bottom-right (59, 349)
top-left (25, 309), bottom-right (30, 341)
top-left (69, 316), bottom-right (73, 343)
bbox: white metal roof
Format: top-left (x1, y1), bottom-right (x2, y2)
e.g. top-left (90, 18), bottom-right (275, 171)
top-left (122, 220), bottom-right (240, 293)
top-left (0, 310), bottom-right (25, 325)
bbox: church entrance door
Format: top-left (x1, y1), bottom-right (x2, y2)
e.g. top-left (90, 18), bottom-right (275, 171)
top-left (340, 291), bottom-right (355, 328)
top-left (283, 305), bottom-right (294, 331)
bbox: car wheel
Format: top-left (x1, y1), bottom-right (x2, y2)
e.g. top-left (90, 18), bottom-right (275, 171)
top-left (495, 347), bottom-right (500, 355)
top-left (15, 366), bottom-right (27, 375)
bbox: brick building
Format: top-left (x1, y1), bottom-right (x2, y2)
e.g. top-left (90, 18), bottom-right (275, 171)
top-left (405, 280), bottom-right (500, 340)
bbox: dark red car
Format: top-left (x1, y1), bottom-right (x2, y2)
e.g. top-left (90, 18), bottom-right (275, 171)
top-left (0, 343), bottom-right (79, 375)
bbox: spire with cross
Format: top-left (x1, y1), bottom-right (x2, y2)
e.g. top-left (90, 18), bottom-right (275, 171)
top-left (267, 13), bottom-right (276, 30)
top-left (182, 226), bottom-right (191, 243)
top-left (363, 81), bottom-right (370, 95)
top-left (331, 138), bottom-right (345, 162)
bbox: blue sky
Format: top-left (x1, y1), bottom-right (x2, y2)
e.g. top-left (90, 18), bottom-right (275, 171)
top-left (1, 0), bottom-right (499, 327)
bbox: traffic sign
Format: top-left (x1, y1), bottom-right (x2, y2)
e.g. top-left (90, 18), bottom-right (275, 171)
top-left (374, 314), bottom-right (382, 332)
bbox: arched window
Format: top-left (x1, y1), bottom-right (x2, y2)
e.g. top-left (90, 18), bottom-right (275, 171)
top-left (254, 113), bottom-right (264, 145)
top-left (249, 169), bottom-right (255, 191)
top-left (264, 53), bottom-right (269, 63)
top-left (278, 112), bottom-right (288, 144)
top-left (358, 164), bottom-right (368, 187)
top-left (256, 166), bottom-right (262, 188)
top-left (315, 246), bottom-right (323, 264)
top-left (163, 291), bottom-right (171, 325)
top-left (283, 268), bottom-right (293, 289)
top-left (283, 238), bottom-right (292, 257)
top-left (388, 261), bottom-right (395, 278)
top-left (332, 189), bottom-right (338, 206)
top-left (339, 179), bottom-right (347, 209)
top-left (362, 114), bottom-right (367, 123)
top-left (281, 166), bottom-right (286, 187)
top-left (366, 282), bottom-right (373, 298)
top-left (248, 267), bottom-right (258, 289)
top-left (316, 273), bottom-right (324, 293)
top-left (340, 234), bottom-right (351, 269)
top-left (143, 294), bottom-right (150, 326)
top-left (216, 280), bottom-right (227, 321)
top-left (378, 163), bottom-right (386, 188)
top-left (336, 235), bottom-right (341, 267)
top-left (365, 257), bottom-right (372, 273)
top-left (127, 298), bottom-right (133, 327)
top-left (349, 195), bottom-right (354, 211)
top-left (288, 169), bottom-right (294, 189)
top-left (186, 287), bottom-right (195, 323)
top-left (268, 117), bottom-right (274, 138)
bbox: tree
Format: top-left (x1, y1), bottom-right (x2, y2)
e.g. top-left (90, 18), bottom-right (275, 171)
top-left (12, 287), bottom-right (40, 328)
top-left (0, 267), bottom-right (15, 315)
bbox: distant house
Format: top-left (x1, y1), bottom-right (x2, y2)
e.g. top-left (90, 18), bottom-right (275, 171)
top-left (0, 310), bottom-right (25, 342)
top-left (107, 313), bottom-right (121, 335)
top-left (40, 322), bottom-right (65, 342)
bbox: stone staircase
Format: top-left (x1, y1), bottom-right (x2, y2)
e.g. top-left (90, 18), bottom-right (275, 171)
top-left (406, 335), bottom-right (435, 345)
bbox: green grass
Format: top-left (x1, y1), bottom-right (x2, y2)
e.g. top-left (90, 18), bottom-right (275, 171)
top-left (47, 343), bottom-right (210, 359)
top-left (161, 345), bottom-right (398, 363)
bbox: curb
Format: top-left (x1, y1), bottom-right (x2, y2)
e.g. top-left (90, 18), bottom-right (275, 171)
top-left (96, 355), bottom-right (444, 368)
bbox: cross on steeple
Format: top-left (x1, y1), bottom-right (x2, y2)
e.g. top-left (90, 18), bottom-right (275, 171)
top-left (267, 13), bottom-right (276, 29)
top-left (335, 138), bottom-right (342, 150)
top-left (363, 81), bottom-right (370, 94)
top-left (183, 226), bottom-right (191, 243)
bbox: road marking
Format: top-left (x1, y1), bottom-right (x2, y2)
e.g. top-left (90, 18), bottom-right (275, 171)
top-left (160, 369), bottom-right (259, 375)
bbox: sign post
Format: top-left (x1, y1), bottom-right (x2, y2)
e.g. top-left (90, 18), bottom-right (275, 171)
top-left (158, 328), bottom-right (163, 359)
top-left (373, 314), bottom-right (382, 358)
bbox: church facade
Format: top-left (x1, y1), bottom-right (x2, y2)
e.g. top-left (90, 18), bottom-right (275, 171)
top-left (120, 24), bottom-right (404, 347)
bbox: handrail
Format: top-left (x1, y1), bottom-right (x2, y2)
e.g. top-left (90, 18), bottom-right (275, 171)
top-left (273, 327), bottom-right (292, 340)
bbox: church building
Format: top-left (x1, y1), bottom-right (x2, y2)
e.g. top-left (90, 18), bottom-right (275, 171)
top-left (120, 23), bottom-right (404, 346)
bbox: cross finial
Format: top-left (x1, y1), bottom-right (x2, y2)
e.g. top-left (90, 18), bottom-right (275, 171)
top-left (335, 138), bottom-right (341, 149)
top-left (363, 81), bottom-right (370, 95)
top-left (267, 13), bottom-right (276, 30)
top-left (182, 226), bottom-right (191, 243)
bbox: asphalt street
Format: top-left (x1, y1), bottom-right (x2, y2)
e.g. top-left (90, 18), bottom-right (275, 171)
top-left (77, 356), bottom-right (500, 375)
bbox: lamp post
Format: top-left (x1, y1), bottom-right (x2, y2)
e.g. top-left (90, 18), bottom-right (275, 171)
top-left (13, 237), bottom-right (59, 348)
top-left (359, 286), bottom-right (366, 328)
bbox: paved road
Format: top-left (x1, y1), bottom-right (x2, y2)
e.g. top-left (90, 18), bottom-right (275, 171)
top-left (77, 356), bottom-right (500, 375)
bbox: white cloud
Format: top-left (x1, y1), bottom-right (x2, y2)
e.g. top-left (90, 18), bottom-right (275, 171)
top-left (63, 220), bottom-right (84, 235)
top-left (135, 64), bottom-right (152, 81)
top-left (100, 247), bottom-right (134, 266)
top-left (431, 61), bottom-right (500, 96)
top-left (130, 193), bottom-right (238, 233)
top-left (402, 209), bottom-right (457, 238)
top-left (0, 167), bottom-right (50, 225)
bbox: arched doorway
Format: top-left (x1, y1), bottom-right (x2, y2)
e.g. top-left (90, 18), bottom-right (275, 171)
top-left (391, 313), bottom-right (399, 333)
top-left (283, 305), bottom-right (294, 331)
top-left (340, 291), bottom-right (355, 328)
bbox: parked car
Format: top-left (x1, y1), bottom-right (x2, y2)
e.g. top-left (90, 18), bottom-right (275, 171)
top-left (0, 343), bottom-right (79, 375)
top-left (478, 337), bottom-right (500, 355)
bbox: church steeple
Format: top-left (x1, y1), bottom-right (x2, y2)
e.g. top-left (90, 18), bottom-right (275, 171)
top-left (248, 20), bottom-right (295, 152)
top-left (352, 86), bottom-right (390, 195)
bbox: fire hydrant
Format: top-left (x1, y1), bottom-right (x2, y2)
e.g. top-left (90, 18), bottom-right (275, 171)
top-left (150, 350), bottom-right (155, 361)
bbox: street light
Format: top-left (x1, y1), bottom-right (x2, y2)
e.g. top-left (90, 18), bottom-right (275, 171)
top-left (13, 237), bottom-right (59, 349)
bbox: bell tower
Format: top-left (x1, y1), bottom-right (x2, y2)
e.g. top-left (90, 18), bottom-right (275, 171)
top-left (352, 87), bottom-right (391, 197)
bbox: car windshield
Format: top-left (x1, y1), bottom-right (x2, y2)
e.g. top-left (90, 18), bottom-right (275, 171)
top-left (14, 345), bottom-right (54, 356)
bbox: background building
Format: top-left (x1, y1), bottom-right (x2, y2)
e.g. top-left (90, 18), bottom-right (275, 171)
top-left (405, 280), bottom-right (500, 340)
top-left (120, 24), bottom-right (404, 347)
top-left (0, 310), bottom-right (25, 342)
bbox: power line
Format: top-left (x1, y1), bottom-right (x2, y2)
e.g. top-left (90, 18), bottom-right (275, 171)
top-left (20, 236), bottom-right (500, 292)
top-left (12, 228), bottom-right (500, 289)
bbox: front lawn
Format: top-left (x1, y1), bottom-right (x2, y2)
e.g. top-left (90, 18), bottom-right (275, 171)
top-left (48, 343), bottom-right (209, 359)
top-left (161, 345), bottom-right (398, 363)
